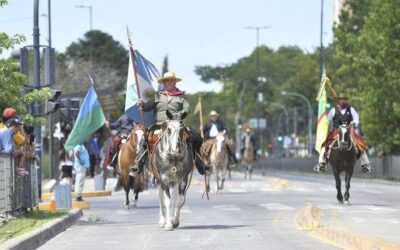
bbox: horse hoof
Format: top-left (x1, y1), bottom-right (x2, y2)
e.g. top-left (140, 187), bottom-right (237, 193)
top-left (159, 219), bottom-right (165, 228)
top-left (344, 201), bottom-right (350, 206)
top-left (173, 222), bottom-right (179, 228)
top-left (164, 223), bottom-right (173, 231)
top-left (132, 202), bottom-right (137, 208)
top-left (338, 200), bottom-right (344, 204)
top-left (125, 205), bottom-right (130, 210)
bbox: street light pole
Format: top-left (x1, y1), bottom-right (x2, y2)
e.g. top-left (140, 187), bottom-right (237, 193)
top-left (320, 0), bottom-right (324, 79)
top-left (281, 91), bottom-right (314, 156)
top-left (75, 5), bottom-right (93, 30)
top-left (245, 26), bottom-right (270, 155)
top-left (266, 102), bottom-right (289, 135)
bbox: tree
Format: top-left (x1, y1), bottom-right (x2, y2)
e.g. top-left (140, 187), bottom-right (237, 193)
top-left (194, 45), bottom-right (321, 148)
top-left (56, 30), bottom-right (129, 93)
top-left (0, 1), bottom-right (50, 125)
top-left (333, 0), bottom-right (400, 153)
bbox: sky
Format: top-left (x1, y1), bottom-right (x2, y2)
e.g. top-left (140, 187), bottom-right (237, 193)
top-left (0, 0), bottom-right (334, 94)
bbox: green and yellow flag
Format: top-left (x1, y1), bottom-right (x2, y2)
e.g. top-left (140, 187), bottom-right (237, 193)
top-left (315, 72), bottom-right (336, 153)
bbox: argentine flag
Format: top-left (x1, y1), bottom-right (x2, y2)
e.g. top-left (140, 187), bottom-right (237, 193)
top-left (125, 50), bottom-right (160, 126)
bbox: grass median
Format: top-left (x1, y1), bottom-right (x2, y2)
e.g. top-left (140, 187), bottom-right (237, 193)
top-left (0, 210), bottom-right (68, 244)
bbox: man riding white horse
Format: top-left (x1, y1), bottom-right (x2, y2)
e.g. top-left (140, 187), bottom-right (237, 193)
top-left (134, 71), bottom-right (209, 177)
top-left (203, 110), bottom-right (237, 165)
top-left (315, 93), bottom-right (373, 173)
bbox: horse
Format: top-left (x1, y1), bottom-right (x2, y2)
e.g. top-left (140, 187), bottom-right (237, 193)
top-left (117, 123), bottom-right (147, 209)
top-left (205, 131), bottom-right (229, 193)
top-left (328, 123), bottom-right (357, 205)
top-left (150, 110), bottom-right (194, 231)
top-left (242, 135), bottom-right (255, 180)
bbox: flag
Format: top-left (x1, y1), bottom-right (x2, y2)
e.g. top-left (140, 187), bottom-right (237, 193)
top-left (193, 98), bottom-right (201, 115)
top-left (315, 72), bottom-right (336, 153)
top-left (125, 50), bottom-right (160, 126)
top-left (65, 86), bottom-right (105, 151)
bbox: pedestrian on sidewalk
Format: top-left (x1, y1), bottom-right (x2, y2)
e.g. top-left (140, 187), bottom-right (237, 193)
top-left (73, 143), bottom-right (90, 201)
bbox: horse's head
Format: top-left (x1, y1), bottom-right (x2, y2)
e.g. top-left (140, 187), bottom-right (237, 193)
top-left (215, 130), bottom-right (226, 153)
top-left (337, 123), bottom-right (351, 150)
top-left (165, 110), bottom-right (186, 156)
top-left (130, 123), bottom-right (145, 153)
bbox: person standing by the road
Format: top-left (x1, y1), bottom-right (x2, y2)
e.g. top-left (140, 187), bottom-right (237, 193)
top-left (86, 134), bottom-right (100, 178)
top-left (73, 143), bottom-right (90, 202)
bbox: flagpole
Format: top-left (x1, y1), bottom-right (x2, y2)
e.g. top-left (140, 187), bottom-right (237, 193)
top-left (199, 96), bottom-right (204, 138)
top-left (126, 26), bottom-right (146, 126)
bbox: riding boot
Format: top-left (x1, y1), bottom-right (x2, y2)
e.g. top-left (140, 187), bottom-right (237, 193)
top-left (360, 151), bottom-right (373, 172)
top-left (226, 145), bottom-right (237, 165)
top-left (314, 147), bottom-right (327, 172)
top-left (194, 153), bottom-right (209, 175)
top-left (129, 141), bottom-right (147, 177)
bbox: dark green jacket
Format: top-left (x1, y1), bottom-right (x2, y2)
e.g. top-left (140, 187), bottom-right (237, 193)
top-left (143, 93), bottom-right (190, 122)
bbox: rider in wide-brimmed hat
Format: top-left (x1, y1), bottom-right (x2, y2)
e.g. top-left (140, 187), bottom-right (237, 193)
top-left (315, 93), bottom-right (372, 173)
top-left (134, 71), bottom-right (209, 177)
top-left (202, 110), bottom-right (237, 165)
top-left (240, 126), bottom-right (257, 161)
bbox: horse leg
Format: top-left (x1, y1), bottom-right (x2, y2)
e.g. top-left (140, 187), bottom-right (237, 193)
top-left (124, 186), bottom-right (130, 210)
top-left (244, 164), bottom-right (248, 180)
top-left (333, 171), bottom-right (343, 203)
top-left (157, 184), bottom-right (166, 228)
top-left (206, 171), bottom-right (211, 193)
top-left (133, 190), bottom-right (139, 208)
top-left (249, 164), bottom-right (253, 180)
top-left (164, 184), bottom-right (177, 231)
top-left (344, 170), bottom-right (353, 205)
top-left (172, 182), bottom-right (187, 229)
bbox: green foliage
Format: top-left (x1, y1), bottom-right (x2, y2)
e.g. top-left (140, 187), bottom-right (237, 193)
top-left (0, 2), bottom-right (50, 126)
top-left (194, 45), bottom-right (320, 144)
top-left (333, 0), bottom-right (400, 153)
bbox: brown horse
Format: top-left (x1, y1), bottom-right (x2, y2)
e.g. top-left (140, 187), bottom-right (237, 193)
top-left (242, 135), bottom-right (255, 180)
top-left (118, 123), bottom-right (147, 209)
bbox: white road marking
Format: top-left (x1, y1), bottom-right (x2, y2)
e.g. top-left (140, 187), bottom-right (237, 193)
top-left (290, 186), bottom-right (314, 193)
top-left (260, 203), bottom-right (295, 211)
top-left (321, 187), bottom-right (336, 192)
top-left (116, 210), bottom-right (137, 215)
top-left (386, 219), bottom-right (400, 224)
top-left (352, 217), bottom-right (365, 223)
top-left (317, 203), bottom-right (344, 210)
top-left (180, 206), bottom-right (192, 214)
top-left (365, 206), bottom-right (398, 212)
top-left (228, 188), bottom-right (247, 193)
top-left (214, 205), bottom-right (241, 211)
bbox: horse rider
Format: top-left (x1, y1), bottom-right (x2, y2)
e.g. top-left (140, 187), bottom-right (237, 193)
top-left (203, 110), bottom-right (237, 165)
top-left (240, 127), bottom-right (257, 161)
top-left (105, 114), bottom-right (136, 170)
top-left (135, 71), bottom-right (209, 177)
top-left (315, 93), bottom-right (372, 173)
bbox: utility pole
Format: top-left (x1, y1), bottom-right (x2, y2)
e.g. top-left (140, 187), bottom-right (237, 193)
top-left (320, 0), bottom-right (324, 79)
top-left (245, 26), bottom-right (270, 155)
top-left (33, 0), bottom-right (42, 198)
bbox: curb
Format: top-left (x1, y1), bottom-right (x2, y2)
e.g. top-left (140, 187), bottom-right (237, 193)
top-left (41, 190), bottom-right (112, 201)
top-left (1, 209), bottom-right (83, 250)
top-left (295, 204), bottom-right (400, 250)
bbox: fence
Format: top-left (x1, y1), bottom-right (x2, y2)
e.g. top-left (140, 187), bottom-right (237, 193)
top-left (0, 153), bottom-right (39, 217)
top-left (259, 155), bottom-right (400, 179)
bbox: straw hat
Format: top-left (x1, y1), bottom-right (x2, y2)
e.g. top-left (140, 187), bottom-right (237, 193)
top-left (338, 93), bottom-right (348, 100)
top-left (157, 71), bottom-right (182, 84)
top-left (209, 110), bottom-right (219, 116)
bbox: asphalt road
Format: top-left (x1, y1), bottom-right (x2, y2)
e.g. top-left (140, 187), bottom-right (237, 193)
top-left (38, 168), bottom-right (400, 250)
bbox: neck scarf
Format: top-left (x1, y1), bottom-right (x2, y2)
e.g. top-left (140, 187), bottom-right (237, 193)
top-left (160, 88), bottom-right (185, 96)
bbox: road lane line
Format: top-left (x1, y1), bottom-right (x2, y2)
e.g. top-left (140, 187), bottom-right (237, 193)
top-left (260, 203), bottom-right (295, 211)
top-left (213, 205), bottom-right (241, 211)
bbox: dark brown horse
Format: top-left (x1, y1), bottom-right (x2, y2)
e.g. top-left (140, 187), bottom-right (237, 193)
top-left (328, 124), bottom-right (357, 205)
top-left (118, 123), bottom-right (147, 209)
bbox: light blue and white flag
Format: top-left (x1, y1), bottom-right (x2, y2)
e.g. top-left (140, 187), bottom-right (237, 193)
top-left (125, 50), bottom-right (160, 126)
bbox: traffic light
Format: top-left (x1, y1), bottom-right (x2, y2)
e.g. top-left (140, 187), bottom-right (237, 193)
top-left (43, 47), bottom-right (55, 86)
top-left (11, 47), bottom-right (29, 76)
top-left (60, 98), bottom-right (71, 118)
top-left (47, 89), bottom-right (62, 113)
top-left (70, 98), bottom-right (82, 119)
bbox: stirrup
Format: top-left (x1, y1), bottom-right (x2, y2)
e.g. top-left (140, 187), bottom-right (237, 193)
top-left (314, 163), bottom-right (326, 172)
top-left (361, 163), bottom-right (373, 173)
